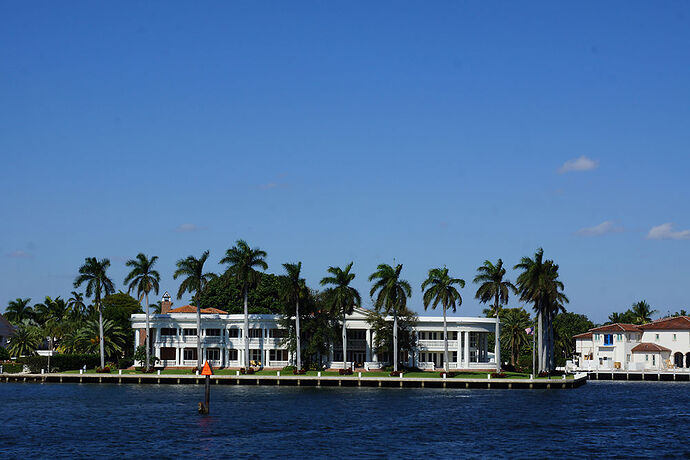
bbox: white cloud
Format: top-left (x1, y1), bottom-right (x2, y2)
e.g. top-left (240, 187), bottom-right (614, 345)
top-left (558, 156), bottom-right (599, 173)
top-left (576, 221), bottom-right (623, 236)
top-left (175, 223), bottom-right (206, 233)
top-left (6, 250), bottom-right (32, 259)
top-left (646, 223), bottom-right (690, 240)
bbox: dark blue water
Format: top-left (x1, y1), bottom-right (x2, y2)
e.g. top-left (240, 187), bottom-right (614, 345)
top-left (1, 381), bottom-right (688, 458)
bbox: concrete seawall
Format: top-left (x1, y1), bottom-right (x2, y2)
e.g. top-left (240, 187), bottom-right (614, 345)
top-left (587, 371), bottom-right (690, 382)
top-left (1, 372), bottom-right (588, 389)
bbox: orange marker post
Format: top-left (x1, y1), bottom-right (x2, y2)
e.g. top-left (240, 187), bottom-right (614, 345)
top-left (200, 361), bottom-right (213, 414)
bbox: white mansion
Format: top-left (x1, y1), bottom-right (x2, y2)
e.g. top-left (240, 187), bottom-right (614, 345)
top-left (574, 316), bottom-right (690, 371)
top-left (130, 292), bottom-right (499, 370)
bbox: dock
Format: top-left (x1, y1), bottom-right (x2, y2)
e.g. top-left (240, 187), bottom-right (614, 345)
top-left (1, 372), bottom-right (588, 389)
top-left (586, 370), bottom-right (690, 382)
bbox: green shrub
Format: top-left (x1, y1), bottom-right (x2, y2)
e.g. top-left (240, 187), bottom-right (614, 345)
top-left (118, 358), bottom-right (134, 369)
top-left (282, 365), bottom-right (296, 371)
top-left (18, 354), bottom-right (100, 373)
top-left (0, 347), bottom-right (10, 361)
top-left (1, 362), bottom-right (24, 373)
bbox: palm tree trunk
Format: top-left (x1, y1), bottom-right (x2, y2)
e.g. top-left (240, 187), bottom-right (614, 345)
top-left (494, 292), bottom-right (500, 372)
top-left (196, 294), bottom-right (202, 371)
top-left (537, 307), bottom-right (543, 373)
top-left (342, 312), bottom-right (347, 370)
top-left (295, 298), bottom-right (301, 370)
top-left (548, 308), bottom-right (555, 372)
top-left (393, 310), bottom-right (398, 373)
top-left (98, 297), bottom-right (105, 369)
top-left (145, 292), bottom-right (150, 372)
top-left (443, 303), bottom-right (449, 372)
top-left (244, 287), bottom-right (249, 368)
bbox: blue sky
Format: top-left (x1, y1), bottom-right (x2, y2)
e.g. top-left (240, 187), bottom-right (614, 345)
top-left (1, 2), bottom-right (689, 323)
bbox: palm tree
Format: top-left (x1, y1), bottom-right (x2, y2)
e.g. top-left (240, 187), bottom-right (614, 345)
top-left (473, 259), bottom-right (516, 372)
top-left (514, 249), bottom-right (568, 373)
top-left (421, 267), bottom-right (465, 372)
top-left (320, 262), bottom-right (361, 370)
top-left (4, 298), bottom-right (33, 324)
top-left (67, 291), bottom-right (87, 321)
top-left (124, 253), bottom-right (161, 371)
top-left (500, 308), bottom-right (531, 367)
top-left (282, 262), bottom-right (307, 370)
top-left (74, 257), bottom-right (115, 368)
top-left (7, 319), bottom-right (41, 358)
top-left (631, 300), bottom-right (656, 324)
top-left (34, 296), bottom-right (70, 360)
top-left (220, 240), bottom-right (268, 369)
top-left (74, 318), bottom-right (127, 358)
top-left (369, 263), bottom-right (412, 372)
top-left (174, 250), bottom-right (217, 371)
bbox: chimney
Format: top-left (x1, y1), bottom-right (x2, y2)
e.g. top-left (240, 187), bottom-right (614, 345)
top-left (161, 291), bottom-right (173, 314)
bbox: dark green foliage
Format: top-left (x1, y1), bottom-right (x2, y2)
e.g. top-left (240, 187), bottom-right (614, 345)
top-left (117, 358), bottom-right (134, 369)
top-left (101, 292), bottom-right (141, 356)
top-left (0, 347), bottom-right (10, 360)
top-left (133, 345), bottom-right (159, 367)
top-left (1, 362), bottom-right (23, 373)
top-left (553, 312), bottom-right (595, 366)
top-left (366, 308), bottom-right (418, 365)
top-left (198, 271), bottom-right (288, 314)
top-left (19, 354), bottom-right (100, 373)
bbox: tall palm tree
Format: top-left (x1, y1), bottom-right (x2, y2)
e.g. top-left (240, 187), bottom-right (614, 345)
top-left (500, 308), bottom-right (531, 367)
top-left (282, 262), bottom-right (307, 370)
top-left (369, 263), bottom-right (412, 372)
top-left (514, 249), bottom-right (568, 373)
top-left (4, 298), bottom-right (33, 324)
top-left (67, 291), bottom-right (87, 321)
top-left (421, 267), bottom-right (465, 372)
top-left (320, 262), bottom-right (361, 370)
top-left (73, 318), bottom-right (127, 358)
top-left (124, 253), bottom-right (161, 371)
top-left (473, 259), bottom-right (516, 372)
top-left (220, 240), bottom-right (268, 368)
top-left (631, 300), bottom-right (656, 325)
top-left (74, 257), bottom-right (115, 368)
top-left (174, 250), bottom-right (217, 371)
top-left (34, 296), bottom-right (70, 357)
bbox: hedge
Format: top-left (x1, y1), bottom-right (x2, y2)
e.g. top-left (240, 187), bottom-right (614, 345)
top-left (18, 354), bottom-right (100, 373)
top-left (0, 362), bottom-right (24, 373)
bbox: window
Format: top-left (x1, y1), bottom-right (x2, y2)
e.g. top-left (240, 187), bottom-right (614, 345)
top-left (673, 334), bottom-right (677, 341)
top-left (449, 331), bottom-right (458, 341)
top-left (206, 348), bottom-right (220, 361)
top-left (183, 328), bottom-right (197, 336)
top-left (652, 355), bottom-right (656, 366)
top-left (269, 350), bottom-right (289, 361)
top-left (645, 354), bottom-right (649, 362)
top-left (227, 349), bottom-right (238, 361)
top-left (451, 351), bottom-right (458, 362)
top-left (603, 334), bottom-right (613, 345)
top-left (616, 334), bottom-right (623, 341)
top-left (160, 347), bottom-right (176, 360)
top-left (228, 328), bottom-right (241, 338)
top-left (205, 329), bottom-right (221, 337)
top-left (160, 328), bottom-right (177, 336)
top-left (626, 354), bottom-right (631, 363)
top-left (269, 329), bottom-right (288, 338)
top-left (248, 329), bottom-right (263, 338)
top-left (249, 349), bottom-right (262, 363)
top-left (347, 330), bottom-right (366, 340)
top-left (183, 348), bottom-right (198, 360)
top-left (655, 334), bottom-right (660, 342)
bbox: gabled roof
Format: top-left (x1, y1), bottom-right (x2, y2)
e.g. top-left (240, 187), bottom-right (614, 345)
top-left (631, 342), bottom-right (672, 353)
top-left (639, 316), bottom-right (690, 330)
top-left (573, 331), bottom-right (593, 339)
top-left (168, 305), bottom-right (228, 315)
top-left (0, 313), bottom-right (16, 332)
top-left (589, 323), bottom-right (641, 333)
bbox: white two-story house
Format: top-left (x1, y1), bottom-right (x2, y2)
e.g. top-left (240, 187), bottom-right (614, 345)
top-left (130, 292), bottom-right (499, 371)
top-left (574, 316), bottom-right (690, 371)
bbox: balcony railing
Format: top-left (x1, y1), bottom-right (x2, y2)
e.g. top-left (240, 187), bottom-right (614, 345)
top-left (418, 339), bottom-right (458, 349)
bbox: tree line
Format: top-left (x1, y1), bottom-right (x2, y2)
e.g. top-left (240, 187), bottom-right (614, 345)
top-left (3, 242), bottom-right (575, 374)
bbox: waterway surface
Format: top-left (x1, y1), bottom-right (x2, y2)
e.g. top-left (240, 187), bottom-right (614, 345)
top-left (1, 381), bottom-right (688, 458)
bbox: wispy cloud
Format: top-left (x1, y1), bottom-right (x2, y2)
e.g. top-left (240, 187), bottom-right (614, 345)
top-left (576, 221), bottom-right (623, 236)
top-left (175, 223), bottom-right (206, 233)
top-left (6, 250), bottom-right (33, 259)
top-left (558, 156), bottom-right (599, 174)
top-left (646, 223), bottom-right (690, 240)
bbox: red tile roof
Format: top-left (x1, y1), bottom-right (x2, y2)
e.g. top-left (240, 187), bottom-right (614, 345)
top-left (168, 305), bottom-right (228, 315)
top-left (589, 323), bottom-right (641, 333)
top-left (573, 331), bottom-right (593, 339)
top-left (631, 342), bottom-right (672, 353)
top-left (639, 316), bottom-right (690, 330)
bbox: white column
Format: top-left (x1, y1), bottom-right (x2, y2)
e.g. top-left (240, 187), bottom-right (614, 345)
top-left (457, 330), bottom-right (462, 369)
top-left (370, 331), bottom-right (377, 362)
top-left (464, 331), bottom-right (470, 368)
top-left (365, 329), bottom-right (372, 362)
top-left (134, 329), bottom-right (140, 355)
